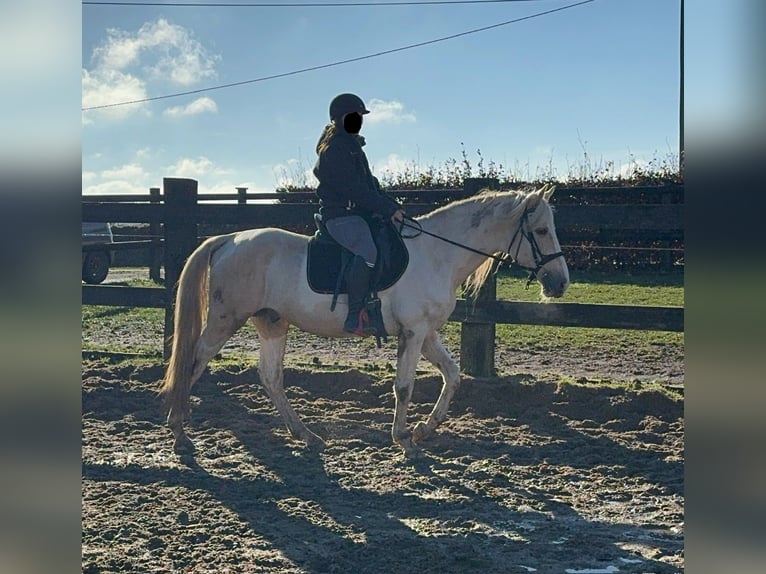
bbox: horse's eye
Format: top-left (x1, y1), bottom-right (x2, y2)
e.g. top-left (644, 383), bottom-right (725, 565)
top-left (535, 228), bottom-right (549, 236)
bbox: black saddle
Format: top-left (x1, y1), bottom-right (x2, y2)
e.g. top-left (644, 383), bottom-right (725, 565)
top-left (307, 214), bottom-right (409, 295)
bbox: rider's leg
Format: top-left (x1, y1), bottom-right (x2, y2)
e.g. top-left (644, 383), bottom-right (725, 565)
top-left (325, 216), bottom-right (378, 336)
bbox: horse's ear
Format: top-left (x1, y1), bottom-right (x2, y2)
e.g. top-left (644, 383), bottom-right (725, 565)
top-left (541, 183), bottom-right (556, 201)
top-left (525, 187), bottom-right (545, 210)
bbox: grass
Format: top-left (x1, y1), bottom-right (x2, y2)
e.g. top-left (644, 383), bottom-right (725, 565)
top-left (82, 269), bottom-right (684, 358)
top-left (437, 268), bottom-right (683, 357)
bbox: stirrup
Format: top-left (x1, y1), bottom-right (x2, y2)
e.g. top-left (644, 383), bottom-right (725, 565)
top-left (344, 309), bottom-right (377, 337)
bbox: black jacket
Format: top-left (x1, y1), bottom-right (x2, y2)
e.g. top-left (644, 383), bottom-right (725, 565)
top-left (313, 125), bottom-right (401, 221)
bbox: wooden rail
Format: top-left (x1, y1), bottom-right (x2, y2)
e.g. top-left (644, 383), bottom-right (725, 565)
top-left (82, 177), bottom-right (684, 376)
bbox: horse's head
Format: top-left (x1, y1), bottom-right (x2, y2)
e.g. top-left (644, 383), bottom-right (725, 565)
top-left (509, 184), bottom-right (570, 299)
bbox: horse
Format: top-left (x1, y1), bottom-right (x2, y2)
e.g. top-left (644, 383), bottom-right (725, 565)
top-left (160, 184), bottom-right (569, 457)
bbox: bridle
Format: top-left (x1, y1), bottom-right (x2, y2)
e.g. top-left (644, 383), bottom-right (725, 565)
top-left (505, 208), bottom-right (565, 286)
top-left (399, 207), bottom-right (564, 287)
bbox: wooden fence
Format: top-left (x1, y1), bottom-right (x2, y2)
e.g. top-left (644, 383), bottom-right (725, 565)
top-left (82, 177), bottom-right (684, 376)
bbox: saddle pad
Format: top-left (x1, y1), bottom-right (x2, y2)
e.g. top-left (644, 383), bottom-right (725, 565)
top-left (306, 227), bottom-right (409, 294)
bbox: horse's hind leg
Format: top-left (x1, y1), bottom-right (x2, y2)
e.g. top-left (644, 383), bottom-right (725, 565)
top-left (168, 314), bottom-right (245, 454)
top-left (412, 330), bottom-right (461, 444)
top-left (252, 312), bottom-right (324, 447)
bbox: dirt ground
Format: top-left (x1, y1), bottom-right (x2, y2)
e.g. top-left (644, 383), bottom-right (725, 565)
top-left (82, 328), bottom-right (684, 574)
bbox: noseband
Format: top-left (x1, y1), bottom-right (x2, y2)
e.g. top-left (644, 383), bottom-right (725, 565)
top-left (506, 208), bottom-right (565, 287)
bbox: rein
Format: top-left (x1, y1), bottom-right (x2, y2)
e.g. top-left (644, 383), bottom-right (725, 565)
top-left (399, 210), bottom-right (564, 287)
top-left (399, 217), bottom-right (509, 265)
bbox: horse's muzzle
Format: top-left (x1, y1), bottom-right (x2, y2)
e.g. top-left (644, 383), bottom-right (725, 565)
top-left (539, 270), bottom-right (569, 298)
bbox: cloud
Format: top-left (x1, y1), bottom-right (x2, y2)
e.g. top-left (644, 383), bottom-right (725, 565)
top-left (82, 68), bottom-right (149, 123)
top-left (163, 97), bottom-right (218, 118)
top-left (166, 156), bottom-right (233, 178)
top-left (82, 179), bottom-right (148, 196)
top-left (101, 163), bottom-right (147, 180)
top-left (91, 18), bottom-right (218, 86)
top-left (83, 18), bottom-right (219, 124)
top-left (272, 160), bottom-right (317, 189)
top-left (81, 162), bottom-right (153, 195)
top-left (82, 156), bottom-right (238, 197)
top-left (371, 153), bottom-right (413, 177)
top-left (366, 99), bottom-right (416, 124)
top-left (617, 159), bottom-right (649, 178)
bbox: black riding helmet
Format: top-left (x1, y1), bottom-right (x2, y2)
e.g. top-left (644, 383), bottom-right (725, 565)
top-left (329, 93), bottom-right (370, 122)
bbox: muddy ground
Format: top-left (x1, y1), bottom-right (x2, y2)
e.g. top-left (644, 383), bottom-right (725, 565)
top-left (82, 334), bottom-right (683, 573)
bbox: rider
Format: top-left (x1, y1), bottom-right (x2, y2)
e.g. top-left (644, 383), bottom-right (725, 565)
top-left (313, 93), bottom-right (405, 337)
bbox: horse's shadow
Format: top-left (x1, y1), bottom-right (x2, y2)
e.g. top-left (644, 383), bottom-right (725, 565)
top-left (82, 365), bottom-right (682, 573)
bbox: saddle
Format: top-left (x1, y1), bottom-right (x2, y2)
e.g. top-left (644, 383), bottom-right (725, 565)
top-left (307, 214), bottom-right (409, 295)
top-left (307, 214), bottom-right (409, 346)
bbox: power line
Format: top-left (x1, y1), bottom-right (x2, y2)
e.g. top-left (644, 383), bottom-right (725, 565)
top-left (82, 0), bottom-right (595, 111)
top-left (83, 1), bottom-right (559, 7)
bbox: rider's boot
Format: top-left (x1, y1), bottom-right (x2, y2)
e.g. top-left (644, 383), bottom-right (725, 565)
top-left (343, 256), bottom-right (377, 337)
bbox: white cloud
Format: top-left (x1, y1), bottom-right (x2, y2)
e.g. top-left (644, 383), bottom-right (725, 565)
top-left (166, 156), bottom-right (233, 178)
top-left (83, 179), bottom-right (147, 196)
top-left (91, 18), bottom-right (218, 86)
top-left (272, 161), bottom-right (317, 189)
top-left (82, 162), bottom-right (153, 195)
top-left (372, 153), bottom-right (414, 177)
top-left (101, 163), bottom-right (147, 180)
top-left (198, 180), bottom-right (265, 195)
top-left (83, 18), bottom-right (219, 125)
top-left (366, 99), bottom-right (416, 124)
top-left (163, 97), bottom-right (218, 118)
top-left (82, 68), bottom-right (149, 124)
top-left (617, 159), bottom-right (649, 178)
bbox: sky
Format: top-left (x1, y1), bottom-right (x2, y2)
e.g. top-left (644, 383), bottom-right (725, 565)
top-left (81, 0), bottom-right (686, 195)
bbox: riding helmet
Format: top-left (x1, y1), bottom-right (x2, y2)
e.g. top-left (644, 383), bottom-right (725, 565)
top-left (329, 93), bottom-right (370, 121)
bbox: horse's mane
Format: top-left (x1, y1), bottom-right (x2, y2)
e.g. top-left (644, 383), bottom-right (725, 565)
top-left (418, 188), bottom-right (525, 223)
top-left (436, 188), bottom-right (533, 298)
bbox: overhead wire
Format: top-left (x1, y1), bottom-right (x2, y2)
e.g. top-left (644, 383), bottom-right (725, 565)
top-left (82, 0), bottom-right (596, 111)
top-left (84, 1), bottom-right (569, 7)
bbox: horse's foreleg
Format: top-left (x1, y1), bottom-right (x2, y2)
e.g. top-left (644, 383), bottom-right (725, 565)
top-left (392, 329), bottom-right (426, 457)
top-left (412, 330), bottom-right (461, 444)
top-left (168, 315), bottom-right (245, 455)
top-left (253, 314), bottom-right (324, 447)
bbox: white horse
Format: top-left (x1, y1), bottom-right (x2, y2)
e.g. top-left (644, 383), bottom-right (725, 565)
top-left (161, 184), bottom-right (569, 457)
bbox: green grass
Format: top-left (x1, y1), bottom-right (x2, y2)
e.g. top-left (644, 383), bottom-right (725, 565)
top-left (83, 269), bottom-right (683, 358)
top-left (498, 269), bottom-right (683, 305)
top-left (438, 269), bottom-right (684, 356)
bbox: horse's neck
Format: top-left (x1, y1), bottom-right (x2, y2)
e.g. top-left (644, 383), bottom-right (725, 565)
top-left (421, 194), bottom-right (522, 287)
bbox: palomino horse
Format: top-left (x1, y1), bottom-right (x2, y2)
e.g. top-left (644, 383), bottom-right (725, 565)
top-left (161, 184), bottom-right (569, 457)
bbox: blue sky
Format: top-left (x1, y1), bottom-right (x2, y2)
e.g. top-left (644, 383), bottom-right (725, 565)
top-left (81, 0), bottom-right (683, 195)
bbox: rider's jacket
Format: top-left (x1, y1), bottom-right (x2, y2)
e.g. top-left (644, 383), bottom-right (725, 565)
top-left (313, 125), bottom-right (401, 221)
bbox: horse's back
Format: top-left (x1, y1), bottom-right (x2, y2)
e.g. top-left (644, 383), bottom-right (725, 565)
top-left (231, 226), bottom-right (308, 247)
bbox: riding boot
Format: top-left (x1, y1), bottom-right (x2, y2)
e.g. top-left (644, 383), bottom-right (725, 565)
top-left (343, 256), bottom-right (377, 337)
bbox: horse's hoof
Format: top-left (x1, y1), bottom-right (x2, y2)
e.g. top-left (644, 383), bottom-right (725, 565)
top-left (298, 430), bottom-right (326, 449)
top-left (305, 436), bottom-right (326, 450)
top-left (173, 435), bottom-right (196, 455)
top-left (412, 422), bottom-right (432, 444)
top-left (402, 442), bottom-right (423, 459)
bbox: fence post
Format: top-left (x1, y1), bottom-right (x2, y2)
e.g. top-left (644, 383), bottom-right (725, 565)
top-left (459, 177), bottom-right (499, 377)
top-left (460, 277), bottom-right (497, 378)
top-left (163, 178), bottom-right (198, 360)
top-left (149, 187), bottom-right (162, 283)
top-left (236, 187), bottom-right (248, 205)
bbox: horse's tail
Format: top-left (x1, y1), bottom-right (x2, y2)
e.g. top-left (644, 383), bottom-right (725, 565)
top-left (160, 234), bottom-right (231, 416)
